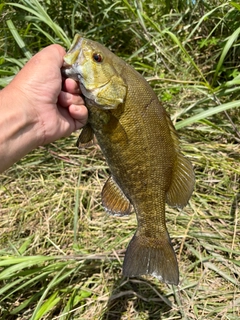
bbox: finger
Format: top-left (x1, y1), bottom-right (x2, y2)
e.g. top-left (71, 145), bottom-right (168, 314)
top-left (58, 90), bottom-right (85, 107)
top-left (68, 104), bottom-right (88, 128)
top-left (62, 78), bottom-right (80, 94)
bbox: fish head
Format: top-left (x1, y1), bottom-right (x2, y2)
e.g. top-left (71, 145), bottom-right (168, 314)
top-left (62, 34), bottom-right (127, 109)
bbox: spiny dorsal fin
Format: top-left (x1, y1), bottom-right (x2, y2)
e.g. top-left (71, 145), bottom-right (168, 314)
top-left (77, 124), bottom-right (95, 149)
top-left (102, 176), bottom-right (132, 216)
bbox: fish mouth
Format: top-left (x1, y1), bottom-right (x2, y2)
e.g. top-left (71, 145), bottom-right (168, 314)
top-left (61, 62), bottom-right (70, 77)
top-left (61, 61), bottom-right (81, 81)
top-left (61, 61), bottom-right (71, 72)
top-left (61, 61), bottom-right (93, 102)
top-left (61, 36), bottom-right (85, 79)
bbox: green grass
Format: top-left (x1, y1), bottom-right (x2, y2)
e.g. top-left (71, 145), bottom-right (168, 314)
top-left (0, 0), bottom-right (240, 319)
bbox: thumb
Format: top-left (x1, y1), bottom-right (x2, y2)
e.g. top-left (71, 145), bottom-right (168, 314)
top-left (12, 44), bottom-right (66, 87)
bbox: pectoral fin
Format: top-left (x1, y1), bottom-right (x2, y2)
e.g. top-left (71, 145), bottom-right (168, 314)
top-left (166, 153), bottom-right (195, 208)
top-left (77, 124), bottom-right (95, 149)
top-left (102, 176), bottom-right (131, 216)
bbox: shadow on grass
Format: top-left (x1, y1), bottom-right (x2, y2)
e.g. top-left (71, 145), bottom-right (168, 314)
top-left (101, 276), bottom-right (172, 320)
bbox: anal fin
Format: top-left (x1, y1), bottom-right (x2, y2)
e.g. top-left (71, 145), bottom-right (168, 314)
top-left (102, 176), bottom-right (131, 216)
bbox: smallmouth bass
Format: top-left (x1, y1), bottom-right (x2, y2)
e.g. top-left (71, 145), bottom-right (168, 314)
top-left (61, 35), bottom-right (194, 285)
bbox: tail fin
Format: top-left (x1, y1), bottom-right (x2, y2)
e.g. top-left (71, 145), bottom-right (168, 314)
top-left (122, 231), bottom-right (179, 285)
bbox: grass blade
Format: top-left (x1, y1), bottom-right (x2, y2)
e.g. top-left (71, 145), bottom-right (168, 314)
top-left (74, 166), bottom-right (83, 244)
top-left (175, 99), bottom-right (240, 129)
top-left (6, 19), bottom-right (32, 59)
top-left (6, 0), bottom-right (70, 47)
top-left (212, 26), bottom-right (240, 86)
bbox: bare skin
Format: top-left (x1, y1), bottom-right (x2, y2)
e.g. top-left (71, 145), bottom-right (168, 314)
top-left (0, 44), bottom-right (88, 173)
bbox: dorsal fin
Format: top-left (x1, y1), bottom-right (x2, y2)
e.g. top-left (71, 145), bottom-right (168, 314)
top-left (166, 153), bottom-right (194, 208)
top-left (165, 114), bottom-right (195, 208)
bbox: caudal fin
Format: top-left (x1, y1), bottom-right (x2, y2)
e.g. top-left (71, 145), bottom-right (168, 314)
top-left (122, 231), bottom-right (179, 285)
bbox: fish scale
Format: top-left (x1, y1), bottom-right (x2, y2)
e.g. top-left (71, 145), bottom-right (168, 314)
top-left (61, 34), bottom-right (195, 285)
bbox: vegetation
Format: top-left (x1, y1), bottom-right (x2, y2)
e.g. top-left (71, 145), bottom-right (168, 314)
top-left (0, 0), bottom-right (239, 319)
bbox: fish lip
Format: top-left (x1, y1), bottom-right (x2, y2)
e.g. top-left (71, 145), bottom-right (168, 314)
top-left (61, 46), bottom-right (84, 81)
top-left (61, 61), bottom-right (71, 78)
top-left (61, 61), bottom-right (83, 82)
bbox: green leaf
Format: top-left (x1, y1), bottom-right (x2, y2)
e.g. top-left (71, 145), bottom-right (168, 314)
top-left (230, 2), bottom-right (240, 11)
top-left (176, 100), bottom-right (240, 129)
top-left (212, 26), bottom-right (240, 86)
top-left (6, 20), bottom-right (32, 59)
top-left (6, 0), bottom-right (70, 47)
top-left (33, 292), bottom-right (61, 320)
top-left (18, 236), bottom-right (35, 254)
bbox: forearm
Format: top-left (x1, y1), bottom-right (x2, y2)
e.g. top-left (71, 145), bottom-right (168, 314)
top-left (0, 86), bottom-right (40, 173)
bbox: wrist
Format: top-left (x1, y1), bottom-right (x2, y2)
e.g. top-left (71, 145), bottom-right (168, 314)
top-left (0, 85), bottom-right (41, 172)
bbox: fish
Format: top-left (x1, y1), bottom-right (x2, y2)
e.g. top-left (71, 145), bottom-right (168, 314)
top-left (61, 34), bottom-right (195, 285)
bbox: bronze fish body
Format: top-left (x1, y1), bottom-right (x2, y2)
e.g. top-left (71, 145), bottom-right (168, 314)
top-left (62, 35), bottom-right (195, 285)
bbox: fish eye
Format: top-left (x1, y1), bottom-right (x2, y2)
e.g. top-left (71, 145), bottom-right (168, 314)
top-left (92, 53), bottom-right (103, 63)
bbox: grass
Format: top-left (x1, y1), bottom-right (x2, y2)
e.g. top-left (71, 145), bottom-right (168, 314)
top-left (0, 128), bottom-right (239, 319)
top-left (0, 0), bottom-right (240, 319)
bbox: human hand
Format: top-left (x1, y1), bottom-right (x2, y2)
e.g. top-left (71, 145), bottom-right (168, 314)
top-left (5, 44), bottom-right (88, 146)
top-left (0, 44), bottom-right (88, 172)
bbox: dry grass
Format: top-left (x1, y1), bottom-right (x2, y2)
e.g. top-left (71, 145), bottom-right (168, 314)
top-left (0, 124), bottom-right (239, 319)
